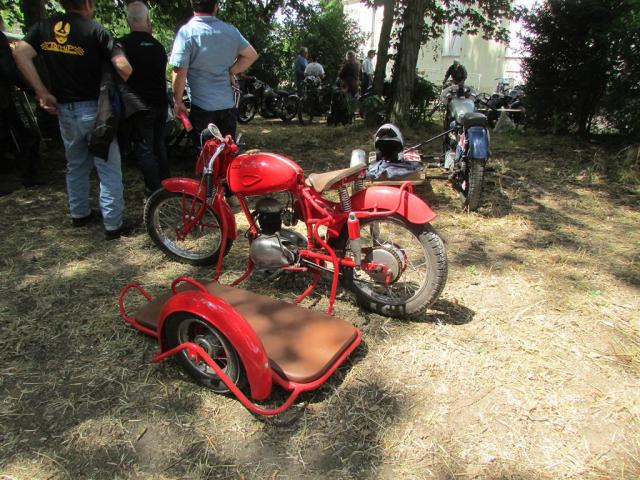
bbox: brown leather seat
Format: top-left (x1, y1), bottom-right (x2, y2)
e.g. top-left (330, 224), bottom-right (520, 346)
top-left (305, 164), bottom-right (365, 193)
top-left (134, 283), bottom-right (358, 384)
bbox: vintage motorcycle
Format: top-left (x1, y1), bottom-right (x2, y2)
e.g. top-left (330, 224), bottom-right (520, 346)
top-left (440, 84), bottom-right (490, 211)
top-left (237, 76), bottom-right (299, 124)
top-left (144, 124), bottom-right (448, 318)
top-left (297, 75), bottom-right (332, 125)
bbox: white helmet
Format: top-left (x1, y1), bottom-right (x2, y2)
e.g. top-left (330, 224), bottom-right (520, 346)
top-left (374, 123), bottom-right (404, 160)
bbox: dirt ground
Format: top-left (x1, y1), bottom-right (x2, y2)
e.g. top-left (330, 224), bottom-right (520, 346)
top-left (0, 118), bottom-right (638, 480)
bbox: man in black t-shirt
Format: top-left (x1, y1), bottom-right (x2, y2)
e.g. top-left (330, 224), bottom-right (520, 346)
top-left (443, 60), bottom-right (467, 86)
top-left (118, 1), bottom-right (170, 195)
top-left (13, 0), bottom-right (134, 240)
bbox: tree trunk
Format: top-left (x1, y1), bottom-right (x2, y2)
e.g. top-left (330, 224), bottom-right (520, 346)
top-left (390, 0), bottom-right (427, 125)
top-left (21, 0), bottom-right (46, 29)
top-left (373, 0), bottom-right (395, 96)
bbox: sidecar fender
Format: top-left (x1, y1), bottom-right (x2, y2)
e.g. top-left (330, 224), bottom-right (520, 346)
top-left (160, 177), bottom-right (237, 240)
top-left (351, 186), bottom-right (437, 225)
top-left (157, 290), bottom-right (272, 401)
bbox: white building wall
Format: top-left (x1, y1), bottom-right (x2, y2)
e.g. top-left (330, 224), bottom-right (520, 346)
top-left (342, 0), bottom-right (534, 93)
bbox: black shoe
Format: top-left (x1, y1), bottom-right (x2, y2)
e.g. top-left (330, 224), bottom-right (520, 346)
top-left (105, 223), bottom-right (134, 241)
top-left (72, 209), bottom-right (101, 227)
top-left (23, 179), bottom-right (47, 188)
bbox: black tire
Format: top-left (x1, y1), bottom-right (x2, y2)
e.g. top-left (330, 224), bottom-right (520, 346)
top-left (237, 98), bottom-right (257, 124)
top-left (144, 189), bottom-right (232, 266)
top-left (298, 95), bottom-right (315, 125)
top-left (457, 159), bottom-right (485, 211)
top-left (331, 215), bottom-right (448, 318)
top-left (280, 96), bottom-right (299, 122)
top-left (163, 312), bottom-right (244, 393)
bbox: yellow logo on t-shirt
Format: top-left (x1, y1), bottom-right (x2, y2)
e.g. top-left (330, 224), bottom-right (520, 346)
top-left (53, 21), bottom-right (71, 44)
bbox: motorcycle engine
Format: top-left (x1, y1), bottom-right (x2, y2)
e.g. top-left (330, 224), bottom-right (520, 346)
top-left (250, 197), bottom-right (307, 269)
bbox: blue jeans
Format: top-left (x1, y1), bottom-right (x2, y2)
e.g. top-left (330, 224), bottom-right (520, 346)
top-left (57, 101), bottom-right (124, 231)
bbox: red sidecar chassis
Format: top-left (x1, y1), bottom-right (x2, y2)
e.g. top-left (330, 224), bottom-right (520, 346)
top-left (119, 277), bottom-right (361, 416)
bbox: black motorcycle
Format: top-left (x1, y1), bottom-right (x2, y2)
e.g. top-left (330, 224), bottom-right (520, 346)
top-left (297, 75), bottom-right (332, 125)
top-left (237, 76), bottom-right (299, 124)
top-left (476, 82), bottom-right (525, 128)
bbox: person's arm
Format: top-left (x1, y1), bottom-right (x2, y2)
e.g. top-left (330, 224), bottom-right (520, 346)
top-left (172, 67), bottom-right (188, 117)
top-left (229, 44), bottom-right (258, 87)
top-left (461, 65), bottom-right (468, 82)
top-left (112, 53), bottom-right (132, 81)
top-left (13, 41), bottom-right (57, 114)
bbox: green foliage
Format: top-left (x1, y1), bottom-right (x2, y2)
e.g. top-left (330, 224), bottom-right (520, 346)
top-left (0, 0), bottom-right (24, 29)
top-left (521, 0), bottom-right (640, 137)
top-left (408, 75), bottom-right (437, 124)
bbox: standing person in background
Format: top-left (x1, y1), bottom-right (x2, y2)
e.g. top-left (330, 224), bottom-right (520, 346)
top-left (13, 0), bottom-right (133, 240)
top-left (361, 49), bottom-right (375, 92)
top-left (443, 59), bottom-right (467, 85)
top-left (170, 0), bottom-right (258, 141)
top-left (0, 15), bottom-right (42, 191)
top-left (293, 46), bottom-right (308, 95)
top-left (338, 50), bottom-right (360, 96)
top-left (304, 55), bottom-right (324, 79)
top-left (118, 1), bottom-right (170, 196)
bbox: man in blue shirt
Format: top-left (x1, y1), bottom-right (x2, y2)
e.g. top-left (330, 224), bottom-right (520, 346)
top-left (294, 46), bottom-right (308, 95)
top-left (170, 0), bottom-right (258, 140)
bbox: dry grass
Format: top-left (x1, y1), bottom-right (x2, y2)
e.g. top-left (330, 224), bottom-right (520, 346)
top-left (0, 118), bottom-right (639, 480)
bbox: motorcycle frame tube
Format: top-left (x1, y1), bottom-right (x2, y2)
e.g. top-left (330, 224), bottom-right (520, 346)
top-left (156, 287), bottom-right (273, 401)
top-left (153, 328), bottom-right (361, 416)
top-left (160, 177), bottom-right (238, 241)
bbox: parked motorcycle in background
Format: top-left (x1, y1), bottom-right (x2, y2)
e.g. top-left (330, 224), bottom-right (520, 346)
top-left (476, 78), bottom-right (526, 129)
top-left (441, 84), bottom-right (490, 211)
top-left (297, 75), bottom-right (332, 125)
top-left (237, 76), bottom-right (299, 124)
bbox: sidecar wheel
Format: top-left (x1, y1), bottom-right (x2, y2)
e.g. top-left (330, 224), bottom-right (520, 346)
top-left (164, 312), bottom-right (244, 394)
top-left (144, 189), bottom-right (232, 266)
top-left (331, 215), bottom-right (448, 318)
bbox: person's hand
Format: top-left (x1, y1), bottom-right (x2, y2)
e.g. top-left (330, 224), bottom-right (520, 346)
top-left (229, 70), bottom-right (238, 88)
top-left (173, 99), bottom-right (188, 118)
top-left (38, 91), bottom-right (58, 115)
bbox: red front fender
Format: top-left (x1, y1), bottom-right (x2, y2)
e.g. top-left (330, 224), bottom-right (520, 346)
top-left (157, 290), bottom-right (272, 401)
top-left (161, 177), bottom-right (237, 240)
top-left (351, 185), bottom-right (437, 224)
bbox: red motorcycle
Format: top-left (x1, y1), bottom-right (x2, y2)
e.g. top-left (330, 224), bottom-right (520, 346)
top-left (144, 125), bottom-right (448, 318)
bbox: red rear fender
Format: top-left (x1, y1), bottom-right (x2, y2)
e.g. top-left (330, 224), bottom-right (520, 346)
top-left (351, 186), bottom-right (437, 224)
top-left (157, 290), bottom-right (272, 401)
top-left (160, 177), bottom-right (237, 240)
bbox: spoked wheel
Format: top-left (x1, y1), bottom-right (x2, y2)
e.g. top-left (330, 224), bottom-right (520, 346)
top-left (237, 98), bottom-right (257, 124)
top-left (333, 215), bottom-right (448, 318)
top-left (164, 313), bottom-right (244, 393)
top-left (298, 95), bottom-right (315, 125)
top-left (455, 159), bottom-right (485, 211)
top-left (280, 96), bottom-right (299, 122)
top-left (144, 189), bottom-right (232, 265)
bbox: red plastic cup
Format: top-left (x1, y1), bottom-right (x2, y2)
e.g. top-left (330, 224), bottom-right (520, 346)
top-left (178, 112), bottom-right (193, 132)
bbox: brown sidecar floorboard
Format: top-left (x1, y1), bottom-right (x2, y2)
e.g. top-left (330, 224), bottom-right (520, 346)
top-left (134, 282), bottom-right (358, 384)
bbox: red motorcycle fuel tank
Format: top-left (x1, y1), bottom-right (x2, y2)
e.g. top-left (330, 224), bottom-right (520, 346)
top-left (227, 152), bottom-right (304, 195)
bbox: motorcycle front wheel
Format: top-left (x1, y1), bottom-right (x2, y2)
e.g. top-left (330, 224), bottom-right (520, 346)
top-left (280, 96), bottom-right (299, 122)
top-left (455, 158), bottom-right (485, 212)
top-left (237, 98), bottom-right (258, 124)
top-left (332, 215), bottom-right (448, 318)
top-left (144, 189), bottom-right (232, 266)
top-left (298, 94), bottom-right (315, 125)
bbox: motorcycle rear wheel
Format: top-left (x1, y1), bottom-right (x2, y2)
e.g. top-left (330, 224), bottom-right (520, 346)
top-left (238, 98), bottom-right (257, 124)
top-left (144, 189), bottom-right (232, 266)
top-left (280, 96), bottom-right (299, 122)
top-left (331, 215), bottom-right (448, 318)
